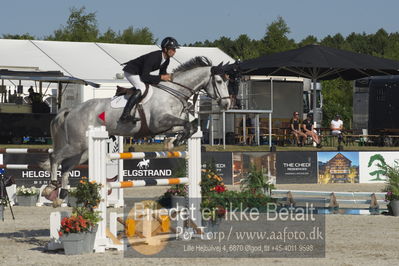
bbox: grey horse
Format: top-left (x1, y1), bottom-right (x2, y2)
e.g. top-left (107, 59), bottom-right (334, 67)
top-left (41, 56), bottom-right (231, 206)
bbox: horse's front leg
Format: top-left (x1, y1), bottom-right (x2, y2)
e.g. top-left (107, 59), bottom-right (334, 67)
top-left (173, 119), bottom-right (199, 146)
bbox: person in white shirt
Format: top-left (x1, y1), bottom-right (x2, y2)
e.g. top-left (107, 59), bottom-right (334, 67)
top-left (330, 114), bottom-right (344, 144)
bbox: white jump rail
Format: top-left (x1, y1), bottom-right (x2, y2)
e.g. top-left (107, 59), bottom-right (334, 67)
top-left (272, 189), bottom-right (388, 207)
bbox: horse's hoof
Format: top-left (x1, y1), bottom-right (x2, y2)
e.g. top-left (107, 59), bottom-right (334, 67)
top-left (41, 185), bottom-right (53, 197)
top-left (52, 198), bottom-right (63, 208)
top-left (42, 184), bottom-right (59, 201)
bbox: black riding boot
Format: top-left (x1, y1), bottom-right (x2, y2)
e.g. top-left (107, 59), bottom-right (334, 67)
top-left (119, 90), bottom-right (142, 123)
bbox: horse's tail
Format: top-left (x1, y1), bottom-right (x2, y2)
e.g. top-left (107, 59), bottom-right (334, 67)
top-left (39, 108), bottom-right (71, 171)
top-left (50, 108), bottom-right (71, 148)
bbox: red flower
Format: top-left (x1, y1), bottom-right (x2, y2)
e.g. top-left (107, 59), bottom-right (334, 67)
top-left (217, 207), bottom-right (226, 216)
top-left (214, 185), bottom-right (226, 193)
top-left (58, 231), bottom-right (63, 237)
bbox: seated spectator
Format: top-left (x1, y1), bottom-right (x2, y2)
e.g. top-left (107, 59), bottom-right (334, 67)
top-left (290, 111), bottom-right (307, 146)
top-left (302, 114), bottom-right (322, 148)
top-left (330, 114), bottom-right (344, 144)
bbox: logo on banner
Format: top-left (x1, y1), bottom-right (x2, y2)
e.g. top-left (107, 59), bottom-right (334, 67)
top-left (137, 159), bottom-right (150, 169)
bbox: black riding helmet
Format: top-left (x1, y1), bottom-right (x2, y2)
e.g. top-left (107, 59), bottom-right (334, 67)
top-left (161, 37), bottom-right (180, 49)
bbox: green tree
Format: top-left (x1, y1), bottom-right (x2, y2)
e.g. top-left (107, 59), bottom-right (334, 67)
top-left (321, 79), bottom-right (353, 128)
top-left (261, 16), bottom-right (296, 55)
top-left (369, 28), bottom-right (389, 57)
top-left (346, 32), bottom-right (372, 54)
top-left (2, 33), bottom-right (35, 40)
top-left (320, 33), bottom-right (345, 49)
top-left (46, 6), bottom-right (99, 41)
top-left (231, 34), bottom-right (260, 60)
top-left (97, 28), bottom-right (119, 43)
top-left (298, 35), bottom-right (318, 47)
top-left (118, 26), bottom-right (155, 44)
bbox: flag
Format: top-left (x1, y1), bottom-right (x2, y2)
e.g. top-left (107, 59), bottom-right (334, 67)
top-left (98, 112), bottom-right (105, 123)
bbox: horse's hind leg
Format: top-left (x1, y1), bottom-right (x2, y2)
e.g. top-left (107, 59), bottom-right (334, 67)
top-left (47, 144), bottom-right (85, 206)
top-left (60, 153), bottom-right (84, 188)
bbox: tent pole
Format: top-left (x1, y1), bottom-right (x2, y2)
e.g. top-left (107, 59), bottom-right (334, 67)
top-left (312, 78), bottom-right (318, 125)
top-left (270, 78), bottom-right (273, 148)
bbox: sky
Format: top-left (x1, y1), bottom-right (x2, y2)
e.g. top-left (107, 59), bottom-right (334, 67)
top-left (1, 0), bottom-right (399, 45)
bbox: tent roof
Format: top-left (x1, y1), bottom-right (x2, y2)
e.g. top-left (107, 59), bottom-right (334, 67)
top-left (0, 39), bottom-right (63, 72)
top-left (0, 39), bottom-right (234, 81)
top-left (0, 69), bottom-right (100, 87)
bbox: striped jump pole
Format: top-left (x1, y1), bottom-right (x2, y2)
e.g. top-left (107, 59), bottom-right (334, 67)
top-left (109, 177), bottom-right (188, 188)
top-left (108, 151), bottom-right (187, 160)
top-left (0, 164), bottom-right (88, 170)
top-left (0, 148), bottom-right (53, 154)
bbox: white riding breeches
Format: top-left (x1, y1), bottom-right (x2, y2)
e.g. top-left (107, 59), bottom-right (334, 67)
top-left (124, 71), bottom-right (146, 94)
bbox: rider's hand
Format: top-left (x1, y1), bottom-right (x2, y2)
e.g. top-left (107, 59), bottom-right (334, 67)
top-left (161, 74), bottom-right (172, 81)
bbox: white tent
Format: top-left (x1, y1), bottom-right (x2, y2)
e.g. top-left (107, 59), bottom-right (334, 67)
top-left (0, 39), bottom-right (234, 81)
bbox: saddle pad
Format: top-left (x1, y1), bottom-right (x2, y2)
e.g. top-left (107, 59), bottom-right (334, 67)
top-left (110, 86), bottom-right (154, 109)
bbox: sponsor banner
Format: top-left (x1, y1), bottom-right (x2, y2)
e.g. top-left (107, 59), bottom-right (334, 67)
top-left (233, 152), bottom-right (276, 185)
top-left (202, 152), bottom-right (233, 185)
top-left (359, 151), bottom-right (399, 183)
top-left (276, 152), bottom-right (317, 184)
top-left (3, 154), bottom-right (87, 187)
top-left (317, 152), bottom-right (359, 184)
top-left (123, 152), bottom-right (233, 185)
top-left (123, 158), bottom-right (185, 179)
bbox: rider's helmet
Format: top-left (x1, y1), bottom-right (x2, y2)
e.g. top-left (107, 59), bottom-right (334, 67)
top-left (161, 37), bottom-right (180, 50)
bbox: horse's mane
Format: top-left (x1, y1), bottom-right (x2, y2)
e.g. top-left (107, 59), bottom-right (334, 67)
top-left (173, 56), bottom-right (212, 74)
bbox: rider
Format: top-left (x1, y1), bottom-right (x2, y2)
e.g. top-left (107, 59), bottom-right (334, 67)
top-left (119, 37), bottom-right (180, 123)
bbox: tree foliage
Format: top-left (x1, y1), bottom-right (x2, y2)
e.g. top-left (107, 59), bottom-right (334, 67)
top-left (44, 6), bottom-right (154, 44)
top-left (46, 7), bottom-right (99, 42)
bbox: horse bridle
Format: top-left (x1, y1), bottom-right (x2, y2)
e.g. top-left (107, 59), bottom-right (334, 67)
top-left (168, 73), bottom-right (229, 103)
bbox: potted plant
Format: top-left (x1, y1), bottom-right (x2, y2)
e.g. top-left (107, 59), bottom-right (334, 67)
top-left (240, 165), bottom-right (275, 196)
top-left (200, 164), bottom-right (227, 231)
top-left (159, 184), bottom-right (188, 208)
top-left (67, 188), bottom-right (80, 207)
top-left (16, 185), bottom-right (39, 206)
top-left (58, 214), bottom-right (91, 255)
top-left (74, 177), bottom-right (101, 209)
top-left (72, 206), bottom-right (101, 253)
top-left (73, 177), bottom-right (102, 253)
top-left (201, 197), bottom-right (226, 233)
top-left (379, 162), bottom-right (399, 216)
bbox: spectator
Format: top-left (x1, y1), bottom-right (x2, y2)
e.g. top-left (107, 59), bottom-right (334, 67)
top-left (302, 114), bottom-right (322, 148)
top-left (28, 86), bottom-right (42, 104)
top-left (226, 61), bottom-right (241, 109)
top-left (331, 114), bottom-right (344, 144)
top-left (290, 111), bottom-right (307, 146)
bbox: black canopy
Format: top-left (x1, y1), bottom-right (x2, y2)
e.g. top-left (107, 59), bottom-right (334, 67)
top-left (239, 44), bottom-right (399, 79)
top-left (239, 45), bottom-right (399, 122)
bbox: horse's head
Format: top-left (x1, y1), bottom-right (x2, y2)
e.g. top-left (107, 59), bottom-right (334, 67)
top-left (172, 57), bottom-right (231, 110)
top-left (204, 63), bottom-right (231, 110)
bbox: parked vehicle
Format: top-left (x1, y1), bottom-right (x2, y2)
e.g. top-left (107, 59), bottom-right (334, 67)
top-left (354, 76), bottom-right (399, 135)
